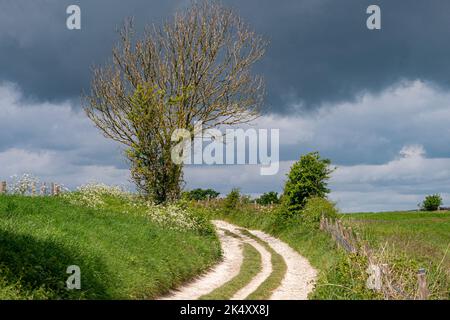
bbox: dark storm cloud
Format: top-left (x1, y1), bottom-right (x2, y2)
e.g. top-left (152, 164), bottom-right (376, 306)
top-left (1, 0), bottom-right (450, 112)
top-left (0, 0), bottom-right (180, 102)
top-left (228, 0), bottom-right (450, 112)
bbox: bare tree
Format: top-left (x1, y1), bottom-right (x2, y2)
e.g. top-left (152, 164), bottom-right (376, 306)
top-left (84, 0), bottom-right (266, 203)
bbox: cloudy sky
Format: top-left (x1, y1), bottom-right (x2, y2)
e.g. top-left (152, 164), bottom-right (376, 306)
top-left (1, 0), bottom-right (450, 212)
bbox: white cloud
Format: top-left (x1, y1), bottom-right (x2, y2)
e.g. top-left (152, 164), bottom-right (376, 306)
top-left (254, 80), bottom-right (450, 164)
top-left (398, 145), bottom-right (425, 159)
top-left (329, 145), bottom-right (450, 212)
top-left (186, 80), bottom-right (450, 212)
top-left (0, 83), bottom-right (129, 189)
top-left (0, 148), bottom-right (131, 189)
top-left (186, 145), bottom-right (450, 212)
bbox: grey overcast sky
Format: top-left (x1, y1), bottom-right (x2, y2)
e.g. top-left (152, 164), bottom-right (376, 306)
top-left (1, 0), bottom-right (450, 211)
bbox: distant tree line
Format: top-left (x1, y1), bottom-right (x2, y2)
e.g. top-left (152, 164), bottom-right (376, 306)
top-left (183, 188), bottom-right (220, 201)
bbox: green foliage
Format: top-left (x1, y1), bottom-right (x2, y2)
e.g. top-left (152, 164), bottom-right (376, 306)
top-left (183, 188), bottom-right (220, 201)
top-left (302, 197), bottom-right (338, 228)
top-left (421, 194), bottom-right (443, 211)
top-left (283, 152), bottom-right (334, 212)
top-left (224, 188), bottom-right (241, 210)
top-left (240, 194), bottom-right (252, 205)
top-left (256, 191), bottom-right (280, 206)
top-left (0, 195), bottom-right (221, 299)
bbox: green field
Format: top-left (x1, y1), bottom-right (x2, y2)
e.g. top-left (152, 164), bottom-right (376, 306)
top-left (342, 211), bottom-right (450, 269)
top-left (0, 195), bottom-right (221, 299)
top-left (342, 210), bottom-right (450, 299)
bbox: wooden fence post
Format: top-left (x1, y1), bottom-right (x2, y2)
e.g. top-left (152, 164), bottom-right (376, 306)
top-left (50, 183), bottom-right (55, 196)
top-left (40, 183), bottom-right (47, 196)
top-left (417, 268), bottom-right (430, 300)
top-left (379, 263), bottom-right (394, 299)
top-left (345, 226), bottom-right (357, 253)
top-left (366, 263), bottom-right (382, 291)
top-left (0, 181), bottom-right (6, 194)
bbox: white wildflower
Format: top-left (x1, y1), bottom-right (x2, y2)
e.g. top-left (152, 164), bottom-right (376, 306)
top-left (9, 173), bottom-right (39, 195)
top-left (63, 183), bottom-right (128, 208)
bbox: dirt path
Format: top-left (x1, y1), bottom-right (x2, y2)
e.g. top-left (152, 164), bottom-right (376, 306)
top-left (217, 221), bottom-right (273, 300)
top-left (160, 220), bottom-right (317, 300)
top-left (249, 229), bottom-right (317, 299)
top-left (159, 226), bottom-right (243, 300)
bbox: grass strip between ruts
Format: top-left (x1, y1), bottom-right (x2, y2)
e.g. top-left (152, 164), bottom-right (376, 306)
top-left (239, 229), bottom-right (287, 300)
top-left (200, 231), bottom-right (262, 300)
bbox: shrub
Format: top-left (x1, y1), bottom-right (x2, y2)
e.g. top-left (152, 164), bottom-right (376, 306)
top-left (257, 192), bottom-right (280, 206)
top-left (224, 188), bottom-right (241, 210)
top-left (283, 152), bottom-right (334, 212)
top-left (421, 194), bottom-right (442, 211)
top-left (302, 197), bottom-right (338, 228)
top-left (240, 194), bottom-right (252, 205)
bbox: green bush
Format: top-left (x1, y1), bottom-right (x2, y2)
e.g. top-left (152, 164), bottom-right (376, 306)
top-left (224, 188), bottom-right (241, 210)
top-left (256, 192), bottom-right (280, 206)
top-left (283, 152), bottom-right (334, 212)
top-left (421, 194), bottom-right (442, 211)
top-left (302, 197), bottom-right (338, 228)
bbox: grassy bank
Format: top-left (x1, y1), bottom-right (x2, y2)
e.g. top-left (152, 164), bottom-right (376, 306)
top-left (0, 194), bottom-right (221, 299)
